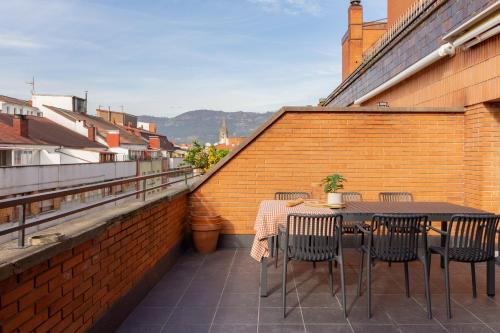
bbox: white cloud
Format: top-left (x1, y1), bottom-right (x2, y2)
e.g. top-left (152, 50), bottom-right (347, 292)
top-left (0, 33), bottom-right (43, 49)
top-left (249, 0), bottom-right (322, 16)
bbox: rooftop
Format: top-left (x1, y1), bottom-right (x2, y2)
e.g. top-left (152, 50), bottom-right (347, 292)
top-left (44, 105), bottom-right (147, 145)
top-left (0, 113), bottom-right (106, 148)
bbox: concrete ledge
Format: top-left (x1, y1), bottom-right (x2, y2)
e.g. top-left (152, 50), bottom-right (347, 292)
top-left (89, 237), bottom-right (188, 333)
top-left (0, 186), bottom-right (189, 281)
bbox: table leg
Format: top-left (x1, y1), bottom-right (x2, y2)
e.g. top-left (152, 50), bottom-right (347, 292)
top-left (440, 221), bottom-right (447, 269)
top-left (260, 256), bottom-right (268, 297)
top-left (487, 258), bottom-right (495, 297)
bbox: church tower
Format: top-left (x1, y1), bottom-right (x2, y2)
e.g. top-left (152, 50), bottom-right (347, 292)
top-left (219, 118), bottom-right (228, 144)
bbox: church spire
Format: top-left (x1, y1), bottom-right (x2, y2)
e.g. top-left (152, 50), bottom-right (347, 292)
top-left (219, 118), bottom-right (228, 144)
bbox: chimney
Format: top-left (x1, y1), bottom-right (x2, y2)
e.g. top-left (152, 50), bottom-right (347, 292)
top-left (149, 123), bottom-right (157, 133)
top-left (87, 126), bottom-right (96, 141)
top-left (106, 130), bottom-right (120, 148)
top-left (13, 115), bottom-right (29, 137)
top-left (342, 0), bottom-right (364, 80)
top-left (149, 136), bottom-right (160, 150)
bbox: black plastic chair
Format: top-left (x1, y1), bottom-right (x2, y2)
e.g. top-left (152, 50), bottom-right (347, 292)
top-left (357, 214), bottom-right (432, 319)
top-left (379, 192), bottom-right (414, 202)
top-left (341, 192), bottom-right (364, 234)
top-left (272, 192), bottom-right (311, 266)
top-left (278, 213), bottom-right (346, 318)
top-left (379, 192), bottom-right (414, 267)
top-left (428, 214), bottom-right (500, 318)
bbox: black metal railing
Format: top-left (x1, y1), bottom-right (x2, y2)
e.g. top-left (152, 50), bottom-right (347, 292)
top-left (0, 167), bottom-right (196, 247)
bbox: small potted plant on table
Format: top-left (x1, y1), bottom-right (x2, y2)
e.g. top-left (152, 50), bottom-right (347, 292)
top-left (322, 173), bottom-right (346, 205)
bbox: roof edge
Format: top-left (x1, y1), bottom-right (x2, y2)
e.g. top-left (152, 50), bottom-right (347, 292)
top-left (189, 106), bottom-right (465, 192)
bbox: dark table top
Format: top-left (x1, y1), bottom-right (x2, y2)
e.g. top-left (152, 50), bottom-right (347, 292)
top-left (336, 202), bottom-right (492, 221)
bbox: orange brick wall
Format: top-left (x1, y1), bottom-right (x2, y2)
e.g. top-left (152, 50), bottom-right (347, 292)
top-left (190, 111), bottom-right (465, 234)
top-left (0, 194), bottom-right (187, 333)
top-left (363, 35), bottom-right (500, 108)
top-left (464, 103), bottom-right (500, 213)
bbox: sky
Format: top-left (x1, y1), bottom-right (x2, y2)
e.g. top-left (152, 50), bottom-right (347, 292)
top-left (0, 0), bottom-right (386, 117)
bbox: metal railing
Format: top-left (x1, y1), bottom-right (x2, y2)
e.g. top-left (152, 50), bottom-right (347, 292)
top-left (0, 167), bottom-right (195, 247)
top-left (362, 0), bottom-right (437, 61)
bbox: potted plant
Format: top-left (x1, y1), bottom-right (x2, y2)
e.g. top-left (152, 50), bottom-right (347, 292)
top-left (322, 173), bottom-right (346, 205)
top-left (190, 213), bottom-right (222, 253)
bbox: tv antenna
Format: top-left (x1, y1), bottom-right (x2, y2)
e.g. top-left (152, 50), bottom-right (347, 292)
top-left (26, 76), bottom-right (35, 94)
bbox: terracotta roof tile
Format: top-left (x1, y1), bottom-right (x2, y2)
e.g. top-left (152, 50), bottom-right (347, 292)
top-left (0, 114), bottom-right (106, 148)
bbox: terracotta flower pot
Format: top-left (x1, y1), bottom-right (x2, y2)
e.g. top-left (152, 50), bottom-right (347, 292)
top-left (190, 214), bottom-right (222, 254)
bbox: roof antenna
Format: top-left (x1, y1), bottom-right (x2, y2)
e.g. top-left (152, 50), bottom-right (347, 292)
top-left (26, 76), bottom-right (35, 95)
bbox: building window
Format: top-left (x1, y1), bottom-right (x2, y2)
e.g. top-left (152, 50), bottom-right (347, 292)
top-left (14, 150), bottom-right (34, 165)
top-left (39, 199), bottom-right (54, 213)
top-left (0, 150), bottom-right (11, 166)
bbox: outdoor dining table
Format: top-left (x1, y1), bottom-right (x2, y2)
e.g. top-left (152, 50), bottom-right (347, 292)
top-left (252, 200), bottom-right (495, 297)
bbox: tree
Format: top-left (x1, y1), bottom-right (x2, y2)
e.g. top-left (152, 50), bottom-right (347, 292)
top-left (208, 146), bottom-right (229, 169)
top-left (184, 140), bottom-right (208, 170)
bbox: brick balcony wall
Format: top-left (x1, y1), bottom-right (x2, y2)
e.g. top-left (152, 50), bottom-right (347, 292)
top-left (0, 193), bottom-right (187, 333)
top-left (190, 110), bottom-right (467, 234)
top-left (464, 103), bottom-right (500, 213)
top-left (326, 0), bottom-right (497, 107)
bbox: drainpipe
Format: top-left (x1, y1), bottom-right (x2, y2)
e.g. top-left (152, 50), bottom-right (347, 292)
top-left (353, 14), bottom-right (500, 105)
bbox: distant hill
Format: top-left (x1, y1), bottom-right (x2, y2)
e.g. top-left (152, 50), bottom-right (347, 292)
top-left (139, 110), bottom-right (275, 144)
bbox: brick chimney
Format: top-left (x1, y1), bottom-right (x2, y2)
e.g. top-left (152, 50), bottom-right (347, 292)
top-left (342, 0), bottom-right (363, 80)
top-left (87, 126), bottom-right (96, 141)
top-left (149, 136), bottom-right (160, 149)
top-left (13, 115), bottom-right (29, 137)
top-left (149, 123), bottom-right (157, 133)
top-left (106, 130), bottom-right (120, 148)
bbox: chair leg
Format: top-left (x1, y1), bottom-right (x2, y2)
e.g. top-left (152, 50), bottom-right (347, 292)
top-left (270, 236), bottom-right (274, 258)
top-left (444, 258), bottom-right (452, 319)
top-left (422, 256), bottom-right (432, 319)
top-left (282, 254), bottom-right (288, 318)
top-left (357, 250), bottom-right (364, 296)
top-left (328, 261), bottom-right (334, 296)
top-left (367, 252), bottom-right (372, 318)
top-left (275, 239), bottom-right (279, 269)
top-left (339, 257), bottom-right (347, 319)
top-left (470, 262), bottom-right (477, 298)
top-left (404, 262), bottom-right (410, 298)
top-left (427, 252), bottom-right (432, 278)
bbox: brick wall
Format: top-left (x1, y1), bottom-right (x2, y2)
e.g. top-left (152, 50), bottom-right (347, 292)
top-left (190, 110), bottom-right (466, 234)
top-left (363, 35), bottom-right (500, 108)
top-left (0, 193), bottom-right (187, 333)
top-left (464, 103), bottom-right (500, 213)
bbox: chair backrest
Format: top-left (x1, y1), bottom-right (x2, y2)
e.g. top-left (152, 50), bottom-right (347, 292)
top-left (370, 214), bottom-right (428, 262)
top-left (284, 213), bottom-right (342, 262)
top-left (446, 214), bottom-right (500, 262)
top-left (379, 192), bottom-right (414, 202)
top-left (275, 192), bottom-right (310, 200)
top-left (342, 192), bottom-right (363, 203)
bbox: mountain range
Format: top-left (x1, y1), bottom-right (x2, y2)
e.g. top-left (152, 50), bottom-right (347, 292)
top-left (139, 110), bottom-right (275, 144)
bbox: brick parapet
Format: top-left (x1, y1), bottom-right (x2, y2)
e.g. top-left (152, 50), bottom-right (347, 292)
top-left (0, 188), bottom-right (188, 332)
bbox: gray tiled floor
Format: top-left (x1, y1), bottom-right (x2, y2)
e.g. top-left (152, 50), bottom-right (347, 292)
top-left (117, 249), bottom-right (500, 333)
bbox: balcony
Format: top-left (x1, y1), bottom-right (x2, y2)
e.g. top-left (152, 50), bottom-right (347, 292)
top-left (0, 106), bottom-right (499, 332)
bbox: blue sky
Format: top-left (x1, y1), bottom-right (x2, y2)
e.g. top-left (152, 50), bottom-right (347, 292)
top-left (0, 0), bottom-right (386, 116)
